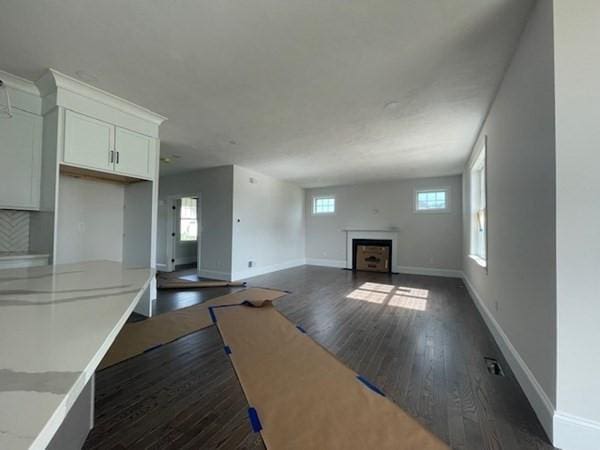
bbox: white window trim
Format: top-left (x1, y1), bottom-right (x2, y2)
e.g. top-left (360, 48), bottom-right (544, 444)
top-left (414, 187), bottom-right (451, 213)
top-left (469, 137), bottom-right (487, 270)
top-left (312, 195), bottom-right (336, 215)
top-left (468, 254), bottom-right (487, 268)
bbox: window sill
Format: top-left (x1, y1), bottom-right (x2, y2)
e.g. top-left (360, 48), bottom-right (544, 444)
top-left (468, 254), bottom-right (487, 269)
top-left (414, 208), bottom-right (451, 214)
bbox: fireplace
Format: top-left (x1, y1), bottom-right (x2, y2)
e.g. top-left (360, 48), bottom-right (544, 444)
top-left (352, 239), bottom-right (392, 273)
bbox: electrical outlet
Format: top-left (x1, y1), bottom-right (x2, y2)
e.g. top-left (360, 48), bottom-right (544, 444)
top-left (248, 260), bottom-right (254, 268)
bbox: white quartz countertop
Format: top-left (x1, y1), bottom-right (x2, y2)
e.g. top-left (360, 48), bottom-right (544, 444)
top-left (0, 261), bottom-right (153, 450)
top-left (0, 252), bottom-right (49, 260)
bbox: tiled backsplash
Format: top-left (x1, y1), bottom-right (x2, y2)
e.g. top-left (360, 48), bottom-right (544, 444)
top-left (0, 210), bottom-right (30, 252)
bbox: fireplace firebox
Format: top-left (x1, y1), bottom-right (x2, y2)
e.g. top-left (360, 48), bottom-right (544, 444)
top-left (352, 239), bottom-right (392, 273)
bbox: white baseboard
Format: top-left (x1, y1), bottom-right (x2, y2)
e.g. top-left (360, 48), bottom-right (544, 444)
top-left (305, 259), bottom-right (463, 279)
top-left (231, 258), bottom-right (306, 281)
top-left (462, 274), bottom-right (554, 440)
top-left (395, 265), bottom-right (462, 278)
top-left (197, 268), bottom-right (231, 281)
top-left (305, 258), bottom-right (347, 268)
top-left (156, 263), bottom-right (168, 271)
top-left (554, 411), bottom-right (600, 450)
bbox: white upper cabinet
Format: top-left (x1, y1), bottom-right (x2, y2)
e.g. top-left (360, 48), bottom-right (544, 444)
top-left (0, 90), bottom-right (42, 210)
top-left (64, 110), bottom-right (114, 172)
top-left (114, 127), bottom-right (155, 179)
top-left (62, 110), bottom-right (157, 180)
top-left (36, 69), bottom-right (166, 181)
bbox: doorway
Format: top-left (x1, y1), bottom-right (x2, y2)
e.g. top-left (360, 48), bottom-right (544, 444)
top-left (165, 194), bottom-right (202, 273)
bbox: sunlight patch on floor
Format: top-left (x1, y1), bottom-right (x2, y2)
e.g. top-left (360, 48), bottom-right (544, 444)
top-left (347, 289), bottom-right (388, 304)
top-left (347, 283), bottom-right (430, 310)
top-left (360, 282), bottom-right (395, 293)
top-left (388, 295), bottom-right (427, 311)
top-left (396, 286), bottom-right (429, 298)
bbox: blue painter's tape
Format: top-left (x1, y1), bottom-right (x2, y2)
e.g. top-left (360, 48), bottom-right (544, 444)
top-left (248, 407), bottom-right (262, 432)
top-left (296, 325), bottom-right (306, 334)
top-left (212, 303), bottom-right (244, 310)
top-left (224, 345), bottom-right (232, 355)
top-left (356, 375), bottom-right (385, 396)
top-left (209, 307), bottom-right (217, 323)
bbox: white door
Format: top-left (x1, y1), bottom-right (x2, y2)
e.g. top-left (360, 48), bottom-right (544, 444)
top-left (166, 199), bottom-right (177, 272)
top-left (114, 127), bottom-right (154, 179)
top-left (63, 110), bottom-right (114, 171)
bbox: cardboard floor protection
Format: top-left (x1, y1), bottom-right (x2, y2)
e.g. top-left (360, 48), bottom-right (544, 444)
top-left (157, 278), bottom-right (246, 289)
top-left (99, 288), bottom-right (286, 369)
top-left (213, 302), bottom-right (449, 450)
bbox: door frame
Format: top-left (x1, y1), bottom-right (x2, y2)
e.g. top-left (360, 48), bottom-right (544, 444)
top-left (165, 193), bottom-right (202, 272)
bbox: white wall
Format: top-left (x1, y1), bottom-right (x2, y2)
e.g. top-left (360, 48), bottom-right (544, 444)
top-left (305, 175), bottom-right (462, 275)
top-left (157, 166), bottom-right (233, 279)
top-left (55, 175), bottom-right (125, 264)
top-left (462, 0), bottom-right (556, 438)
top-left (554, 1), bottom-right (600, 447)
top-left (174, 239), bottom-right (197, 265)
top-left (122, 180), bottom-right (153, 267)
top-left (231, 165), bottom-right (305, 280)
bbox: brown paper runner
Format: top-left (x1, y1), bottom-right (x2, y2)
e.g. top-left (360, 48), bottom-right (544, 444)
top-left (99, 288), bottom-right (286, 369)
top-left (213, 302), bottom-right (449, 450)
top-left (157, 279), bottom-right (246, 289)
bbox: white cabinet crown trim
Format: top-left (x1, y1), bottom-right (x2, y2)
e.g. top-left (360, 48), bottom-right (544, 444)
top-left (36, 69), bottom-right (167, 127)
top-left (0, 69), bottom-right (40, 96)
top-left (0, 69), bottom-right (43, 115)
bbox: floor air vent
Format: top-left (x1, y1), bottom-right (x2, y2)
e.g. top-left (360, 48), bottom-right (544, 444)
top-left (484, 357), bottom-right (505, 376)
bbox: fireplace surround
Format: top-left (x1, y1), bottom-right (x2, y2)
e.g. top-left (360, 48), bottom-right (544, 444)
top-left (343, 229), bottom-right (399, 272)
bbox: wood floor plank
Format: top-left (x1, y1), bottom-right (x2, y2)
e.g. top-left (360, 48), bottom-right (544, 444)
top-left (84, 265), bottom-right (554, 449)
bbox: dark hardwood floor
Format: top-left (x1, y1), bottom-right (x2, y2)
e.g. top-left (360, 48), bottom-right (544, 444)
top-left (85, 265), bottom-right (554, 450)
top-left (151, 268), bottom-right (244, 316)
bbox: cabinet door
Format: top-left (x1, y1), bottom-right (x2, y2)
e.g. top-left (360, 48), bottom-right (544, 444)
top-left (114, 127), bottom-right (155, 179)
top-left (64, 110), bottom-right (114, 171)
top-left (0, 109), bottom-right (42, 209)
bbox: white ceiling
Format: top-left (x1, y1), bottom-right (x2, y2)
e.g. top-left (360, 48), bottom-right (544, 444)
top-left (0, 0), bottom-right (534, 187)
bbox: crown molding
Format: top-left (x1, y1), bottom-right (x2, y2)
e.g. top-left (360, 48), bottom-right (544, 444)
top-left (36, 68), bottom-right (167, 125)
top-left (0, 70), bottom-right (40, 96)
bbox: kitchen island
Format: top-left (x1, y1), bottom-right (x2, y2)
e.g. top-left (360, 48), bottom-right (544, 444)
top-left (0, 261), bottom-right (153, 450)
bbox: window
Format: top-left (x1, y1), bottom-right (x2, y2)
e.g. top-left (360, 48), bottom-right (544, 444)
top-left (415, 188), bottom-right (449, 212)
top-left (469, 142), bottom-right (487, 266)
top-left (179, 197), bottom-right (198, 241)
top-left (312, 196), bottom-right (335, 214)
